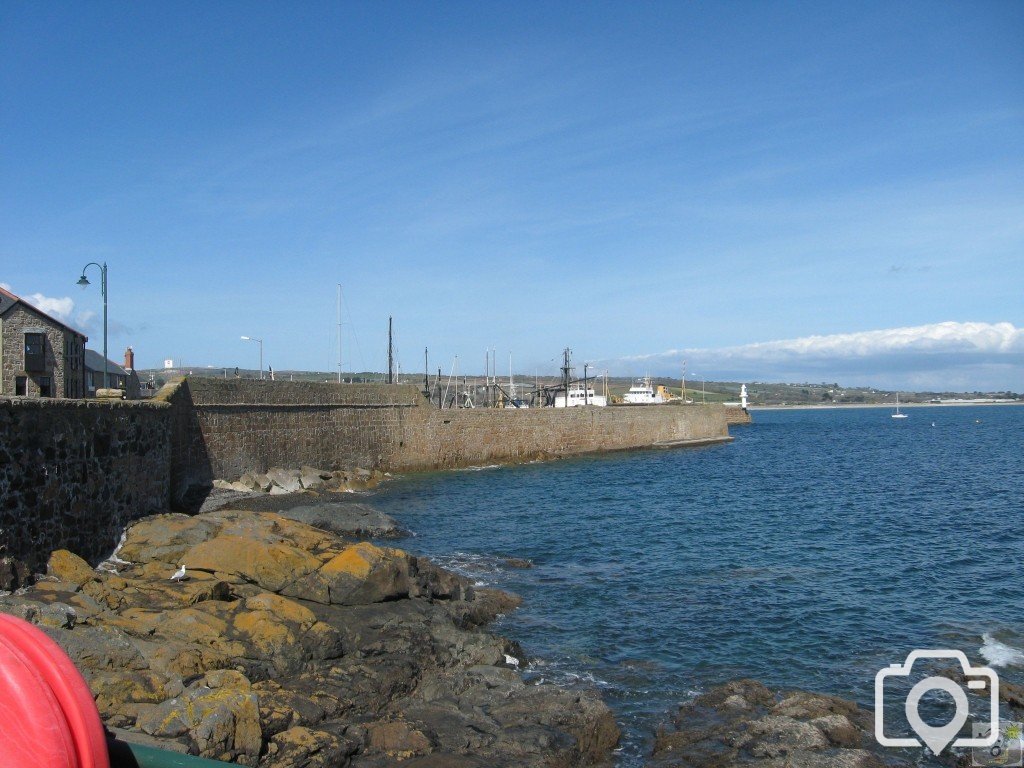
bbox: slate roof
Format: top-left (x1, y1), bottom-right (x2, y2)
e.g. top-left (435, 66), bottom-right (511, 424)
top-left (84, 349), bottom-right (127, 377)
top-left (0, 284), bottom-right (89, 339)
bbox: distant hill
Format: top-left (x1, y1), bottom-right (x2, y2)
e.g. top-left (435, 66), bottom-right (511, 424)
top-left (136, 367), bottom-right (1020, 406)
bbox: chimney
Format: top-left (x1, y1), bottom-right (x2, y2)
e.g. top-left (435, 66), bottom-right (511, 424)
top-left (124, 346), bottom-right (135, 371)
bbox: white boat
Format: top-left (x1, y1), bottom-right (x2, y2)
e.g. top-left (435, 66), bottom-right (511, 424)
top-left (623, 377), bottom-right (665, 405)
top-left (892, 392), bottom-right (908, 419)
top-left (554, 386), bottom-right (607, 407)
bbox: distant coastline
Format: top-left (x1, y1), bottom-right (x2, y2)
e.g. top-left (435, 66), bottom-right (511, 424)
top-left (750, 400), bottom-right (1022, 411)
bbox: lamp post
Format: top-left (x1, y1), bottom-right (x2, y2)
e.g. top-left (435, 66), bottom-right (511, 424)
top-left (77, 262), bottom-right (108, 389)
top-left (240, 336), bottom-right (264, 380)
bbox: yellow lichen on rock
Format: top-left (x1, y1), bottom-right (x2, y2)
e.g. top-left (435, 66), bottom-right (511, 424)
top-left (47, 550), bottom-right (96, 588)
top-left (243, 592), bottom-right (316, 628)
top-left (185, 535), bottom-right (322, 593)
top-left (321, 542), bottom-right (400, 579)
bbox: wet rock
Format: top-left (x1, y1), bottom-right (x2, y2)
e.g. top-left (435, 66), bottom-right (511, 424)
top-left (502, 557), bottom-right (533, 569)
top-left (274, 502), bottom-right (406, 539)
top-left (650, 679), bottom-right (907, 768)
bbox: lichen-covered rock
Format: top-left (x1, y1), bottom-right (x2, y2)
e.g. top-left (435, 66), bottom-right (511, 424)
top-left (47, 550), bottom-right (97, 588)
top-left (0, 508), bottom-right (620, 768)
top-left (264, 726), bottom-right (358, 768)
top-left (136, 674), bottom-right (262, 763)
top-left (320, 542), bottom-right (411, 605)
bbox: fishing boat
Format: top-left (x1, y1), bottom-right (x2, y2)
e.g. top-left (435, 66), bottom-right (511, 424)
top-left (623, 377), bottom-right (665, 404)
top-left (891, 392), bottom-right (908, 419)
top-left (553, 386), bottom-right (607, 407)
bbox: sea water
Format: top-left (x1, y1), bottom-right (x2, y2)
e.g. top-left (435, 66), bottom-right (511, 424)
top-left (370, 405), bottom-right (1024, 763)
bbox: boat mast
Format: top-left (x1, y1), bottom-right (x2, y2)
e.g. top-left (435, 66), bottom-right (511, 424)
top-left (336, 284), bottom-right (342, 384)
top-left (387, 316), bottom-right (394, 384)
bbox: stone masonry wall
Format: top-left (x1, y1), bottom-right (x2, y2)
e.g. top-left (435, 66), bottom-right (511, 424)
top-left (0, 397), bottom-right (170, 576)
top-left (166, 378), bottom-right (730, 496)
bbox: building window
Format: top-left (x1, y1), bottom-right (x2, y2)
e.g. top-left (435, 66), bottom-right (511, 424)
top-left (15, 376), bottom-right (27, 396)
top-left (39, 376), bottom-right (52, 398)
top-left (24, 333), bottom-right (45, 371)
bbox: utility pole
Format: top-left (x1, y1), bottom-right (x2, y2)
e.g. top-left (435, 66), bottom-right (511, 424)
top-left (584, 363), bottom-right (590, 405)
top-left (424, 347), bottom-right (429, 397)
top-left (387, 316), bottom-right (394, 384)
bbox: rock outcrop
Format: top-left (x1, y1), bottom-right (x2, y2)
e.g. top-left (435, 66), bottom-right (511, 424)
top-left (650, 679), bottom-right (911, 768)
top-left (212, 467), bottom-right (385, 496)
top-left (0, 510), bottom-right (618, 767)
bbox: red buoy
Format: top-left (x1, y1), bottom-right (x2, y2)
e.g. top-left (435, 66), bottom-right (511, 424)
top-left (0, 613), bottom-right (109, 768)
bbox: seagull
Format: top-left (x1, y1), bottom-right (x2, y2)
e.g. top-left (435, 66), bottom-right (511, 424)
top-left (170, 565), bottom-right (187, 582)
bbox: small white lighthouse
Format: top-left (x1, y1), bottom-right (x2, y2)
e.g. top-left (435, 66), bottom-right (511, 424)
top-left (740, 384), bottom-right (748, 410)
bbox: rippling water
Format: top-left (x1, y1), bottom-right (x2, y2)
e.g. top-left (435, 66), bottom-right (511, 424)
top-left (370, 405), bottom-right (1024, 763)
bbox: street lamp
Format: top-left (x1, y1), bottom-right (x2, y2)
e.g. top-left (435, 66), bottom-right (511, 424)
top-left (240, 336), bottom-right (264, 380)
top-left (77, 262), bottom-right (108, 388)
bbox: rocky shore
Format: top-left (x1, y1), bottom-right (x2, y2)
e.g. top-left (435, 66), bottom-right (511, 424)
top-left (3, 490), bottom-right (1019, 768)
top-left (0, 504), bottom-right (618, 767)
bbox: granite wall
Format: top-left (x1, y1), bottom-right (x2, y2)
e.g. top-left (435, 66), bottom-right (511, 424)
top-left (0, 396), bottom-right (170, 579)
top-left (1, 377), bottom-right (733, 577)
top-left (164, 378), bottom-right (731, 497)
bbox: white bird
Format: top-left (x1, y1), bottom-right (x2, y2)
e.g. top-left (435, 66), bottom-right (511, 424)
top-left (170, 565), bottom-right (187, 582)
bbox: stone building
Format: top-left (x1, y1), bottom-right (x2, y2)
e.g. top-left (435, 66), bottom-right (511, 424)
top-left (0, 285), bottom-right (87, 398)
top-left (85, 349), bottom-right (128, 394)
top-left (84, 347), bottom-right (142, 398)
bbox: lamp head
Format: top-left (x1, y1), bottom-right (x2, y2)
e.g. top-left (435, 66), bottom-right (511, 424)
top-left (77, 275), bottom-right (90, 287)
top-left (241, 335), bottom-right (250, 341)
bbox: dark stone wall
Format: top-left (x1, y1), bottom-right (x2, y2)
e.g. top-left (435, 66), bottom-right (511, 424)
top-left (0, 397), bottom-right (170, 577)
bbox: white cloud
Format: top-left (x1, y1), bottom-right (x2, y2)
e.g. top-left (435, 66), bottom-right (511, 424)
top-left (0, 282), bottom-right (11, 291)
top-left (615, 322), bottom-right (1024, 391)
top-left (23, 292), bottom-right (76, 323)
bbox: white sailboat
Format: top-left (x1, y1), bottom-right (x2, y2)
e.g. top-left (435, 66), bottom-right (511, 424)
top-left (891, 392), bottom-right (908, 419)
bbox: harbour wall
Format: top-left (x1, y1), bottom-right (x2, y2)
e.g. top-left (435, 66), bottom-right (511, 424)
top-left (164, 377), bottom-right (731, 496)
top-left (0, 396), bottom-right (171, 577)
top-left (1, 377), bottom-right (731, 575)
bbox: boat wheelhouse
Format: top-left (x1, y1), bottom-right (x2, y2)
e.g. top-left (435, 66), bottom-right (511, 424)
top-left (553, 386), bottom-right (607, 407)
top-left (622, 377), bottom-right (665, 404)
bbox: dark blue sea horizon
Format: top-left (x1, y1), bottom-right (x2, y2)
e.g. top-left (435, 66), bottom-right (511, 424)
top-left (370, 405), bottom-right (1024, 764)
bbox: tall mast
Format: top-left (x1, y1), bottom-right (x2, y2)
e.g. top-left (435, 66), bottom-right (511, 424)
top-left (561, 347), bottom-right (572, 396)
top-left (336, 284), bottom-right (342, 384)
top-left (424, 347), bottom-right (429, 396)
top-left (387, 316), bottom-right (394, 384)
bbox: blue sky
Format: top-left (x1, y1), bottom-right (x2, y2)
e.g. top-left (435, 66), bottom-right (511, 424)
top-left (2, 2), bottom-right (1021, 390)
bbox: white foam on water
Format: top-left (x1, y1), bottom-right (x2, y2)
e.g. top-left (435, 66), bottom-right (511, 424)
top-left (97, 530), bottom-right (133, 572)
top-left (980, 633), bottom-right (1024, 668)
